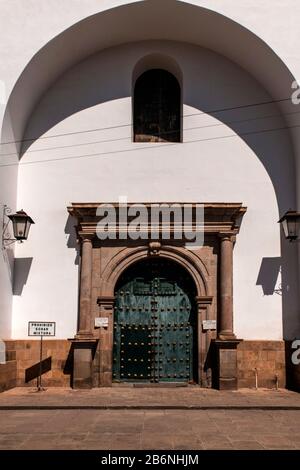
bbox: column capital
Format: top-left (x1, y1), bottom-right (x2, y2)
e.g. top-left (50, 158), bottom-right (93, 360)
top-left (78, 233), bottom-right (95, 243)
top-left (218, 232), bottom-right (235, 242)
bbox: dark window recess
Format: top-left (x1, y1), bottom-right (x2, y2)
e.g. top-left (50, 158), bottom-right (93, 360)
top-left (134, 69), bottom-right (181, 142)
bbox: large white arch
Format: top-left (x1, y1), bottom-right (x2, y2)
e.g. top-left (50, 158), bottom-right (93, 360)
top-left (1, 0), bottom-right (299, 341)
top-left (1, 0), bottom-right (298, 157)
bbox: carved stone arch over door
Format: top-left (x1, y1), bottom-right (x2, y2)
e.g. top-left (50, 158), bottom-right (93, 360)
top-left (100, 245), bottom-right (209, 298)
top-left (98, 245), bottom-right (213, 386)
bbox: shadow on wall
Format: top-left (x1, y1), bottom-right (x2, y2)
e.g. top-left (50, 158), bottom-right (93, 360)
top-left (65, 214), bottom-right (81, 333)
top-left (20, 45), bottom-right (130, 156)
top-left (13, 257), bottom-right (33, 295)
top-left (256, 257), bottom-right (281, 295)
top-left (64, 215), bottom-right (80, 266)
top-left (25, 356), bottom-right (52, 384)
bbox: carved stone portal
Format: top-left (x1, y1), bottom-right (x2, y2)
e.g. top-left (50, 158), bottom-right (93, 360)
top-left (68, 202), bottom-right (246, 389)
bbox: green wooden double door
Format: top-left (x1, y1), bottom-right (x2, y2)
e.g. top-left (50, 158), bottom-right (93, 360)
top-left (113, 259), bottom-right (197, 383)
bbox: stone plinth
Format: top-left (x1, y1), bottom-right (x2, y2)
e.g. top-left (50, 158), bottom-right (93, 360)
top-left (72, 340), bottom-right (98, 389)
top-left (214, 339), bottom-right (242, 390)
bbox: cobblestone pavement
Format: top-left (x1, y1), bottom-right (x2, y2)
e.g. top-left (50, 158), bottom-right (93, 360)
top-left (0, 408), bottom-right (300, 450)
top-left (0, 388), bottom-right (299, 449)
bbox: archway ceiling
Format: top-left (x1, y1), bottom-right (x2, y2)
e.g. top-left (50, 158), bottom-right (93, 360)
top-left (1, 0), bottom-right (296, 153)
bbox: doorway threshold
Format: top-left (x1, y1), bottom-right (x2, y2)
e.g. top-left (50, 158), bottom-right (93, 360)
top-left (133, 383), bottom-right (188, 388)
top-left (112, 382), bottom-right (196, 387)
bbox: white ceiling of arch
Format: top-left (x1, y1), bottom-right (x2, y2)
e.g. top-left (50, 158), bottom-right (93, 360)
top-left (1, 0), bottom-right (296, 153)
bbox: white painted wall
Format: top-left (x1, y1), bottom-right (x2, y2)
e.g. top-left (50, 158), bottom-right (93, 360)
top-left (0, 1), bottom-right (300, 341)
top-left (11, 41), bottom-right (298, 340)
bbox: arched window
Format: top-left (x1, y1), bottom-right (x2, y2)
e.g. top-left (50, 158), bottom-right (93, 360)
top-left (133, 69), bottom-right (181, 142)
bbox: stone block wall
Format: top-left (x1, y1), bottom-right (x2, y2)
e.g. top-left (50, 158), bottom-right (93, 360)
top-left (4, 340), bottom-right (72, 387)
top-left (0, 360), bottom-right (17, 392)
top-left (0, 338), bottom-right (297, 391)
top-left (237, 340), bottom-right (285, 389)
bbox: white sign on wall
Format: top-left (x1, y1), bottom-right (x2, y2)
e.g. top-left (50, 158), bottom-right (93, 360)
top-left (28, 322), bottom-right (56, 336)
top-left (95, 317), bottom-right (109, 328)
top-left (202, 320), bottom-right (216, 331)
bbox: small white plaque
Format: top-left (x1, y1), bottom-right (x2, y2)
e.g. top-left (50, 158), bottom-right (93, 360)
top-left (95, 317), bottom-right (109, 328)
top-left (202, 320), bottom-right (216, 330)
top-left (28, 321), bottom-right (56, 336)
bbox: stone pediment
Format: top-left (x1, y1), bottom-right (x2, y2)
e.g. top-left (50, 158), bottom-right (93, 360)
top-left (68, 202), bottom-right (246, 240)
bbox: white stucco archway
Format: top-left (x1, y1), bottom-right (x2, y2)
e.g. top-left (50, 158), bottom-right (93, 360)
top-left (1, 0), bottom-right (298, 157)
top-left (1, 0), bottom-right (299, 342)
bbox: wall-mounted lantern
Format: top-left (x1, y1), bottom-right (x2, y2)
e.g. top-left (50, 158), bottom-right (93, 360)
top-left (2, 205), bottom-right (35, 248)
top-left (278, 210), bottom-right (300, 242)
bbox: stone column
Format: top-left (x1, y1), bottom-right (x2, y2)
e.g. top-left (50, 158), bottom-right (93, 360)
top-left (215, 234), bottom-right (241, 390)
top-left (219, 234), bottom-right (235, 340)
top-left (77, 237), bottom-right (93, 338)
top-left (72, 236), bottom-right (96, 389)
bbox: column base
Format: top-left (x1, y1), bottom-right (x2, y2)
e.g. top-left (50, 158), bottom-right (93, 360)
top-left (70, 339), bottom-right (98, 389)
top-left (75, 331), bottom-right (94, 340)
top-left (213, 339), bottom-right (242, 390)
top-left (218, 330), bottom-right (237, 341)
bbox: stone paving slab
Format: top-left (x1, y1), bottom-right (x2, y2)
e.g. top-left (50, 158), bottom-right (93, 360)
top-left (0, 408), bottom-right (299, 450)
top-left (0, 387), bottom-right (299, 409)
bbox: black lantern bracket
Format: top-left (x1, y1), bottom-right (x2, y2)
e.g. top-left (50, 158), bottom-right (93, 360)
top-left (2, 205), bottom-right (16, 248)
top-left (2, 205), bottom-right (35, 249)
